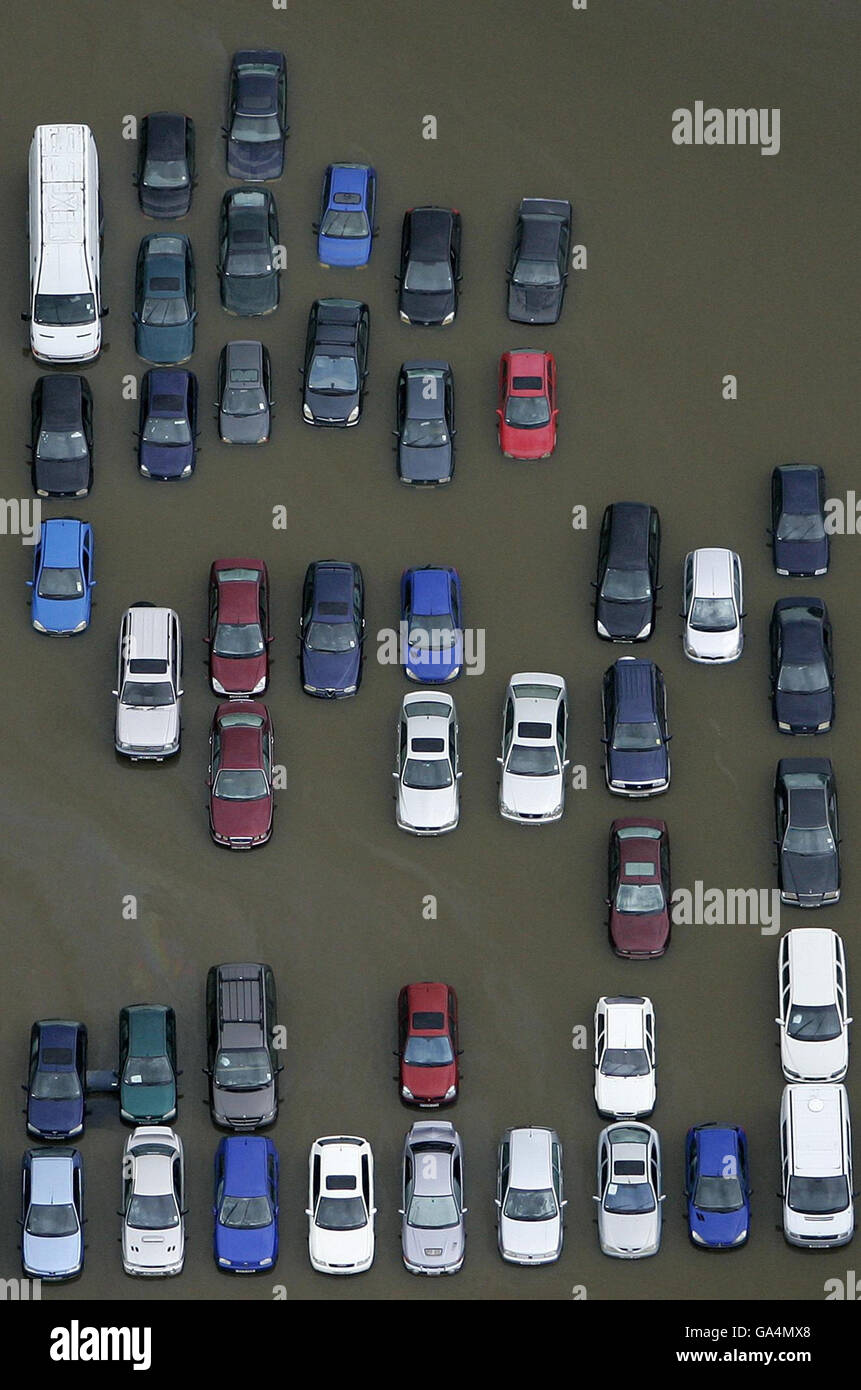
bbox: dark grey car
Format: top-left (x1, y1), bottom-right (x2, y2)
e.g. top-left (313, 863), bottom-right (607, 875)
top-left (395, 360), bottom-right (455, 485)
top-left (400, 1121), bottom-right (466, 1274)
top-left (301, 299), bottom-right (369, 427)
top-left (218, 188), bottom-right (280, 317)
top-left (507, 198), bottom-right (572, 324)
top-left (134, 113), bottom-right (195, 219)
top-left (217, 341), bottom-right (272, 444)
top-left (205, 963), bottom-right (281, 1129)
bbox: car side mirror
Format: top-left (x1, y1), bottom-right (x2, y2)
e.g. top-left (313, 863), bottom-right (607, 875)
top-left (101, 306), bottom-right (110, 317)
top-left (496, 756), bottom-right (503, 764)
top-left (21, 312), bottom-right (31, 322)
top-left (311, 222), bottom-right (320, 233)
top-left (111, 689), bottom-right (119, 697)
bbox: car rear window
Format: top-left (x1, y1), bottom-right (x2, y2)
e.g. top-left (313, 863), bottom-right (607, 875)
top-left (317, 601), bottom-right (349, 615)
top-left (149, 276), bottom-right (181, 292)
top-left (233, 229), bottom-right (264, 244)
top-left (128, 659), bottom-right (169, 674)
top-left (326, 1175), bottom-right (357, 1191)
top-left (623, 861), bottom-right (657, 877)
top-left (42, 1047), bottom-right (74, 1067)
top-left (412, 1012), bottom-right (445, 1030)
top-left (411, 738), bottom-right (445, 753)
top-left (152, 394), bottom-right (186, 413)
top-left (614, 1160), bottom-right (646, 1175)
top-left (517, 722), bottom-right (552, 739)
top-left (512, 376), bottom-right (543, 390)
top-left (334, 192), bottom-right (361, 204)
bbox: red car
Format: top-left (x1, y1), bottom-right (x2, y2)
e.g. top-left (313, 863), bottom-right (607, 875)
top-left (397, 982), bottom-right (460, 1106)
top-left (607, 818), bottom-right (671, 959)
top-left (207, 559), bottom-right (271, 698)
top-left (496, 350), bottom-right (558, 459)
top-left (208, 701), bottom-right (274, 849)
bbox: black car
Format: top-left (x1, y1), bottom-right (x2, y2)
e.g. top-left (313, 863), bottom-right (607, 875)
top-left (770, 465), bottom-right (829, 577)
top-left (134, 113), bottom-right (195, 219)
top-left (301, 299), bottom-right (369, 427)
top-left (507, 198), bottom-right (572, 324)
top-left (397, 207), bottom-right (461, 326)
top-left (138, 368), bottom-right (198, 480)
top-left (299, 560), bottom-right (365, 697)
top-left (25, 1020), bottom-right (87, 1140)
top-left (205, 963), bottom-right (281, 1130)
top-left (395, 360), bottom-right (455, 485)
top-left (225, 50), bottom-right (288, 181)
top-left (218, 187), bottom-right (280, 316)
top-left (31, 376), bottom-right (93, 498)
top-left (775, 758), bottom-right (840, 907)
top-left (217, 340), bottom-right (272, 444)
top-left (770, 598), bottom-right (834, 735)
top-left (594, 502), bottom-right (660, 642)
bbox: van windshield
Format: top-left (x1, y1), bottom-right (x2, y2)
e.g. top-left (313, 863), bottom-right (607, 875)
top-left (35, 293), bottom-right (96, 327)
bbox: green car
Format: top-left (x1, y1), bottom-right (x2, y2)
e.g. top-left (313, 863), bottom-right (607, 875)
top-left (118, 1005), bottom-right (178, 1124)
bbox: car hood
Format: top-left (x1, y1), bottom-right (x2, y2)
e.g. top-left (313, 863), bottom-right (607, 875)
top-left (398, 782), bottom-right (459, 832)
top-left (775, 537), bottom-right (829, 576)
top-left (305, 386), bottom-right (359, 424)
top-left (210, 791), bottom-right (273, 840)
top-left (215, 1218), bottom-right (277, 1267)
top-left (402, 1220), bottom-right (463, 1270)
top-left (610, 908), bottom-right (670, 956)
top-left (319, 234), bottom-right (372, 269)
top-left (782, 850), bottom-right (839, 900)
top-left (33, 457), bottom-right (90, 496)
top-left (123, 1225), bottom-right (183, 1270)
top-left (608, 747), bottom-right (668, 786)
top-left (117, 705), bottom-right (180, 751)
top-left (499, 1212), bottom-right (561, 1260)
top-left (402, 1062), bottom-right (457, 1101)
top-left (501, 771), bottom-right (563, 816)
top-left (139, 438), bottom-right (194, 478)
top-left (400, 287), bottom-right (455, 325)
top-left (404, 639), bottom-right (462, 682)
top-left (596, 597), bottom-right (653, 641)
top-left (136, 319), bottom-right (194, 366)
top-left (33, 593), bottom-right (90, 632)
top-left (782, 1033), bottom-right (848, 1081)
top-left (302, 644), bottom-right (361, 693)
top-left (120, 1081), bottom-right (175, 1123)
top-left (507, 283), bottom-right (562, 324)
top-left (227, 140), bottom-right (284, 182)
top-left (398, 441), bottom-right (453, 484)
top-left (502, 421), bottom-right (555, 459)
top-left (211, 652), bottom-right (268, 697)
top-left (596, 1075), bottom-right (654, 1117)
top-left (220, 409), bottom-right (270, 444)
top-left (600, 1206), bottom-right (660, 1256)
top-left (213, 1082), bottom-right (276, 1127)
top-left (23, 1230), bottom-right (82, 1277)
top-left (310, 1221), bottom-right (373, 1269)
top-left (28, 1095), bottom-right (83, 1137)
top-left (774, 688), bottom-right (833, 730)
top-left (685, 626), bottom-right (741, 660)
top-left (222, 273), bottom-right (279, 317)
top-left (689, 1201), bottom-right (747, 1247)
top-left (32, 321), bottom-right (101, 363)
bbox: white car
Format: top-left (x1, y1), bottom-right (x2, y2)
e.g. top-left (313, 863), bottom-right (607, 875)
top-left (498, 673), bottom-right (568, 823)
top-left (595, 1122), bottom-right (663, 1259)
top-left (307, 1136), bottom-right (375, 1274)
top-left (780, 1084), bottom-right (854, 1249)
top-left (682, 548), bottom-right (744, 663)
top-left (496, 1127), bottom-right (565, 1265)
top-left (777, 929), bottom-right (850, 1082)
top-left (121, 1127), bottom-right (185, 1276)
top-left (114, 605), bottom-right (182, 760)
top-left (394, 693), bottom-right (460, 835)
top-left (594, 996), bottom-right (656, 1119)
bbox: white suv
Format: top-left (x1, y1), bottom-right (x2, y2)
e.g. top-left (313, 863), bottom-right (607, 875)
top-left (682, 548), bottom-right (744, 662)
top-left (780, 1084), bottom-right (854, 1248)
top-left (594, 996), bottom-right (656, 1119)
top-left (777, 929), bottom-right (850, 1082)
top-left (114, 605), bottom-right (182, 760)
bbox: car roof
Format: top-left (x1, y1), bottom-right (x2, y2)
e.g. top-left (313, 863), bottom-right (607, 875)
top-left (123, 605), bottom-right (176, 661)
top-left (403, 363), bottom-right (450, 417)
top-left (612, 659), bottom-right (658, 720)
top-left (316, 1136), bottom-right (365, 1181)
top-left (508, 1127), bottom-right (554, 1187)
top-left (605, 503), bottom-right (653, 564)
top-left (410, 1126), bottom-right (456, 1193)
top-left (505, 349), bottom-right (549, 386)
top-left (145, 112), bottom-right (187, 157)
top-left (603, 998), bottom-right (648, 1046)
top-left (785, 929), bottom-right (839, 1004)
top-left (329, 164), bottom-right (370, 197)
top-left (519, 212), bottom-right (565, 260)
top-left (41, 518), bottom-right (83, 565)
top-left (217, 706), bottom-right (266, 768)
top-left (215, 570), bottom-right (261, 623)
top-left (409, 568), bottom-right (453, 612)
top-left (403, 692), bottom-right (454, 718)
top-left (776, 463), bottom-right (823, 509)
top-left (693, 1126), bottom-right (740, 1172)
top-left (787, 1086), bottom-right (846, 1174)
top-left (30, 1152), bottom-right (75, 1205)
top-left (224, 340), bottom-right (263, 370)
top-left (38, 373), bottom-right (85, 425)
top-left (125, 1005), bottom-right (169, 1054)
top-left (223, 1135), bottom-right (270, 1195)
top-left (779, 607), bottom-right (826, 660)
top-left (690, 548), bottom-right (736, 595)
top-left (408, 206), bottom-right (454, 257)
top-left (311, 561), bottom-right (355, 615)
top-left (147, 368), bottom-right (191, 408)
top-left (406, 981), bottom-right (449, 1027)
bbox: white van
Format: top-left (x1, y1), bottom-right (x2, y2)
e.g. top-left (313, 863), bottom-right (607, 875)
top-left (780, 1084), bottom-right (854, 1248)
top-left (114, 605), bottom-right (182, 760)
top-left (777, 929), bottom-right (850, 1082)
top-left (26, 124), bottom-right (105, 363)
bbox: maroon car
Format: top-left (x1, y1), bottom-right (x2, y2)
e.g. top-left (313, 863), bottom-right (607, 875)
top-left (207, 559), bottom-right (271, 698)
top-left (607, 818), bottom-right (671, 959)
top-left (208, 701), bottom-right (274, 849)
top-left (397, 982), bottom-right (460, 1106)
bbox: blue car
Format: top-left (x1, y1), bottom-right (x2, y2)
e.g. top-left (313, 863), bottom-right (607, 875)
top-left (315, 163), bottom-right (377, 268)
top-left (134, 234), bottom-right (196, 364)
top-left (29, 519), bottom-right (94, 635)
top-left (401, 566), bottom-right (463, 683)
top-left (138, 368), bottom-right (198, 480)
top-left (602, 657), bottom-right (670, 796)
top-left (26, 1020), bottom-right (88, 1140)
top-left (299, 560), bottom-right (365, 697)
top-left (214, 1135), bottom-right (279, 1272)
top-left (685, 1124), bottom-right (750, 1249)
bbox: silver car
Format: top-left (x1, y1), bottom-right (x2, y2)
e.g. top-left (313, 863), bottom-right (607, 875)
top-left (496, 1127), bottom-right (565, 1265)
top-left (21, 1148), bottom-right (84, 1281)
top-left (594, 1122), bottom-right (663, 1259)
top-left (400, 1121), bottom-right (466, 1274)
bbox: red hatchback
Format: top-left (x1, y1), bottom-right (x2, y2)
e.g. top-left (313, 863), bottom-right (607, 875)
top-left (607, 818), bottom-right (671, 958)
top-left (208, 701), bottom-right (274, 849)
top-left (397, 983), bottom-right (460, 1106)
top-left (207, 559), bottom-right (271, 698)
top-left (497, 350), bottom-right (558, 459)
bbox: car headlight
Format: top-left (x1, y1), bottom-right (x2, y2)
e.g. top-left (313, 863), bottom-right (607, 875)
top-left (258, 1256), bottom-right (272, 1267)
top-left (72, 620), bottom-right (87, 633)
top-left (211, 677), bottom-right (225, 694)
top-left (181, 463), bottom-right (193, 477)
top-left (778, 721), bottom-right (791, 731)
top-left (550, 803), bottom-right (563, 817)
top-left (635, 622), bottom-right (652, 639)
top-left (346, 405), bottom-right (360, 424)
top-left (399, 311), bottom-right (411, 323)
top-left (822, 890), bottom-right (840, 900)
top-left (75, 487), bottom-right (88, 497)
top-left (443, 1084), bottom-right (457, 1100)
top-left (732, 1229), bottom-right (748, 1244)
top-left (139, 464), bottom-right (150, 475)
top-left (596, 619), bottom-right (610, 637)
top-left (690, 1227), bottom-right (708, 1244)
top-left (32, 620), bottom-right (47, 632)
top-left (817, 721), bottom-right (831, 731)
top-left (218, 1257), bottom-right (230, 1266)
top-left (401, 1085), bottom-right (414, 1100)
top-left (303, 683), bottom-right (318, 693)
top-left (303, 403), bottom-right (314, 421)
top-left (252, 675), bottom-right (267, 694)
top-left (342, 683), bottom-right (357, 694)
top-left (441, 311), bottom-right (455, 325)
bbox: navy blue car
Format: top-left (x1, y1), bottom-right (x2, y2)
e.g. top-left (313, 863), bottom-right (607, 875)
top-left (771, 465), bottom-right (829, 578)
top-left (134, 235), bottom-right (196, 364)
top-left (685, 1124), bottom-right (750, 1249)
top-left (770, 598), bottom-right (834, 735)
top-left (299, 561), bottom-right (365, 697)
top-left (602, 658), bottom-right (671, 796)
top-left (315, 163), bottom-right (377, 267)
top-left (225, 51), bottom-right (288, 181)
top-left (138, 369), bottom-right (198, 480)
top-left (214, 1135), bottom-right (279, 1272)
top-left (26, 1020), bottom-right (87, 1140)
top-left (400, 566), bottom-right (463, 683)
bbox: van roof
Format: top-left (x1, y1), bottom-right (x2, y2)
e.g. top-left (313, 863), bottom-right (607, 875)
top-left (124, 606), bottom-right (176, 661)
top-left (786, 929), bottom-right (839, 1006)
top-left (789, 1086), bottom-right (846, 1175)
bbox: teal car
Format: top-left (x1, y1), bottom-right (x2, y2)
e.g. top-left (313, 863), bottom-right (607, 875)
top-left (118, 1005), bottom-right (178, 1124)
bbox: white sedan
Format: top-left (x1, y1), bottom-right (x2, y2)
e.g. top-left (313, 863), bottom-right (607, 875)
top-left (594, 996), bottom-right (656, 1119)
top-left (121, 1127), bottom-right (185, 1277)
top-left (394, 693), bottom-right (460, 835)
top-left (498, 673), bottom-right (568, 823)
top-left (307, 1136), bottom-right (375, 1274)
top-left (595, 1122), bottom-right (663, 1259)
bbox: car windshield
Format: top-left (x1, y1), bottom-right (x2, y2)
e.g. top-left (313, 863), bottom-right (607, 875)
top-left (601, 568), bottom-right (651, 602)
top-left (143, 415), bottom-right (192, 445)
top-left (27, 1202), bottom-right (78, 1238)
top-left (231, 114), bottom-right (282, 142)
top-left (403, 758), bottom-right (453, 790)
top-left (213, 768), bottom-right (269, 801)
top-left (123, 1055), bottom-right (174, 1086)
top-left (783, 826), bottom-right (834, 856)
top-left (143, 158), bottom-right (189, 189)
top-left (403, 1035), bottom-right (455, 1066)
top-left (321, 208), bottom-right (370, 239)
top-left (404, 259), bottom-right (452, 293)
top-left (126, 1193), bottom-right (179, 1230)
top-left (513, 257), bottom-right (560, 287)
top-left (308, 354), bottom-right (358, 394)
top-left (402, 417), bottom-right (448, 448)
top-left (37, 566), bottom-right (83, 599)
top-left (507, 744), bottom-right (559, 777)
top-left (34, 293), bottom-right (96, 326)
top-left (503, 1187), bottom-right (557, 1221)
top-left (615, 883), bottom-right (665, 913)
top-left (224, 387), bottom-right (267, 417)
top-left (788, 1175), bottom-right (849, 1216)
top-left (407, 1193), bottom-right (458, 1229)
top-left (31, 1069), bottom-right (81, 1101)
top-left (600, 1047), bottom-right (650, 1077)
top-left (214, 622), bottom-right (265, 658)
top-left (505, 396), bottom-right (551, 428)
top-left (214, 1048), bottom-right (272, 1090)
top-left (306, 620), bottom-right (357, 653)
top-left (778, 661), bottom-right (829, 694)
top-left (408, 618), bottom-right (456, 652)
top-left (219, 1194), bottom-right (272, 1229)
top-left (613, 721), bottom-right (663, 752)
top-left (120, 681), bottom-right (175, 708)
top-left (141, 295), bottom-right (189, 327)
top-left (315, 1195), bottom-right (366, 1230)
top-left (777, 511), bottom-right (825, 542)
top-left (604, 1181), bottom-right (655, 1215)
top-left (787, 1003), bottom-right (842, 1042)
top-left (689, 597), bottom-right (737, 632)
top-left (37, 430), bottom-right (87, 461)
top-left (693, 1174), bottom-right (744, 1213)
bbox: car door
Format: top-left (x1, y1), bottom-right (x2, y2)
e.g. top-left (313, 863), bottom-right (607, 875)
top-left (397, 715), bottom-right (408, 778)
top-left (555, 693), bottom-right (568, 765)
top-left (775, 779), bottom-right (788, 847)
top-left (659, 833), bottom-right (671, 898)
top-left (501, 695), bottom-right (514, 763)
top-left (770, 611), bottom-right (782, 685)
top-left (685, 1136), bottom-right (697, 1200)
top-left (397, 989), bottom-right (409, 1059)
top-left (206, 971), bottom-right (218, 1071)
top-left (648, 509), bottom-right (661, 591)
top-left (259, 571), bottom-right (270, 644)
top-left (771, 470), bottom-right (783, 534)
top-left (551, 1140), bottom-right (563, 1207)
top-left (447, 988), bottom-right (459, 1062)
top-left (118, 1011), bottom-right (129, 1076)
top-left (268, 1149), bottom-right (279, 1215)
top-left (644, 1006), bottom-right (656, 1071)
top-left (594, 1009), bottom-right (606, 1074)
top-left (448, 717), bottom-right (459, 781)
top-left (214, 1146), bottom-right (225, 1215)
top-left (683, 554), bottom-right (694, 624)
top-left (22, 1157), bottom-right (31, 1227)
top-left (497, 1140), bottom-right (509, 1210)
top-left (608, 829), bottom-right (620, 903)
top-left (452, 1149), bottom-right (463, 1215)
top-left (353, 569), bottom-right (365, 642)
top-left (357, 310), bottom-right (369, 379)
top-left (166, 1008), bottom-right (177, 1075)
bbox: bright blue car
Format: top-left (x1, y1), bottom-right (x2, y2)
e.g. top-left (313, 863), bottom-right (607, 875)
top-left (685, 1123), bottom-right (750, 1249)
top-left (29, 519), bottom-right (94, 635)
top-left (213, 1135), bottom-right (279, 1273)
top-left (315, 163), bottom-right (377, 268)
top-left (401, 566), bottom-right (463, 683)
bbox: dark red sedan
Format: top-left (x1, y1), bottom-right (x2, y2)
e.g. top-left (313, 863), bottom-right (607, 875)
top-left (207, 559), bottom-right (271, 698)
top-left (208, 701), bottom-right (274, 849)
top-left (607, 818), bottom-right (671, 959)
top-left (497, 349), bottom-right (558, 459)
top-left (397, 983), bottom-right (460, 1106)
